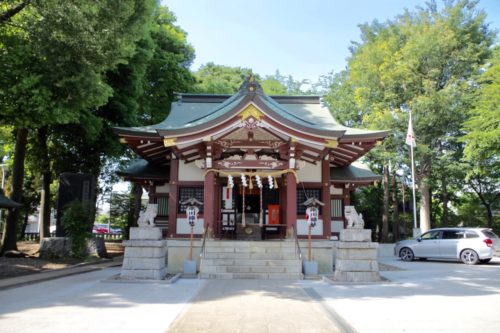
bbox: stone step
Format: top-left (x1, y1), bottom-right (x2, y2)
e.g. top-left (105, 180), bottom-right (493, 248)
top-left (199, 264), bottom-right (302, 274)
top-left (204, 246), bottom-right (297, 254)
top-left (202, 252), bottom-right (297, 260)
top-left (205, 240), bottom-right (295, 248)
top-left (199, 240), bottom-right (302, 280)
top-left (198, 272), bottom-right (303, 280)
top-left (200, 259), bottom-right (301, 266)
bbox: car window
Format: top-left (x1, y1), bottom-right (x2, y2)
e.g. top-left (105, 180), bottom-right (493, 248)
top-left (421, 230), bottom-right (441, 240)
top-left (481, 230), bottom-right (498, 238)
top-left (465, 231), bottom-right (479, 238)
top-left (442, 230), bottom-right (464, 239)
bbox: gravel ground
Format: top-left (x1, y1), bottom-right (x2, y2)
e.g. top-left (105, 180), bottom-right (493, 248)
top-left (0, 241), bottom-right (123, 279)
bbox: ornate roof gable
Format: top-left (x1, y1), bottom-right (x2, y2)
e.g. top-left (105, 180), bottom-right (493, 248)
top-left (114, 76), bottom-right (388, 167)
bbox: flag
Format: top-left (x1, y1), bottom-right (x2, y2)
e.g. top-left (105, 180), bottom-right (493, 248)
top-left (405, 113), bottom-right (416, 147)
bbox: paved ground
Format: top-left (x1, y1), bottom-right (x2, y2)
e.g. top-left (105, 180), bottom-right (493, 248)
top-left (313, 257), bottom-right (500, 333)
top-left (0, 268), bottom-right (204, 333)
top-left (167, 279), bottom-right (340, 333)
top-left (0, 256), bottom-right (499, 333)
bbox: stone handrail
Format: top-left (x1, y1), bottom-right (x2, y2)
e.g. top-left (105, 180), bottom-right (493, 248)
top-left (291, 225), bottom-right (302, 260)
top-left (199, 226), bottom-right (209, 259)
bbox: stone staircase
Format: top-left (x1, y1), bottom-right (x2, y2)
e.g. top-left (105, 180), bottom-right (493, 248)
top-left (199, 240), bottom-right (303, 279)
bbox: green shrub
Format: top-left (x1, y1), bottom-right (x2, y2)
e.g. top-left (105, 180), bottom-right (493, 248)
top-left (61, 200), bottom-right (94, 258)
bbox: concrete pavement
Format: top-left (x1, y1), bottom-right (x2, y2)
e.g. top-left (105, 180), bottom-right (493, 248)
top-left (167, 279), bottom-right (340, 333)
top-left (311, 257), bottom-right (500, 333)
top-left (0, 267), bottom-right (205, 333)
top-left (1, 256), bottom-right (499, 333)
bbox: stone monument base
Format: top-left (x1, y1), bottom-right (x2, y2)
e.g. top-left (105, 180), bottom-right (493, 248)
top-left (39, 237), bottom-right (107, 259)
top-left (333, 229), bottom-right (381, 282)
top-left (120, 227), bottom-right (167, 280)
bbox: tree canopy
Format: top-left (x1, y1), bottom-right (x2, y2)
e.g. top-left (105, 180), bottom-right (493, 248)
top-left (325, 0), bottom-right (497, 235)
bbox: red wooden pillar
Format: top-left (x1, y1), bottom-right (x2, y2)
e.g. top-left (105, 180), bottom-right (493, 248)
top-left (322, 159), bottom-right (332, 239)
top-left (204, 170), bottom-right (215, 237)
top-left (168, 158), bottom-right (179, 237)
top-left (285, 172), bottom-right (296, 238)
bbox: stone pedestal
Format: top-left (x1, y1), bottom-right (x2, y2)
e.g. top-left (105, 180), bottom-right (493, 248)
top-left (333, 229), bottom-right (381, 282)
top-left (183, 260), bottom-right (197, 275)
top-left (303, 260), bottom-right (318, 275)
top-left (120, 227), bottom-right (167, 280)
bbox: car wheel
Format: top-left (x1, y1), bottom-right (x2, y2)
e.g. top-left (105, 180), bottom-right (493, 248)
top-left (479, 258), bottom-right (491, 264)
top-left (460, 249), bottom-right (479, 265)
top-left (399, 247), bottom-right (415, 262)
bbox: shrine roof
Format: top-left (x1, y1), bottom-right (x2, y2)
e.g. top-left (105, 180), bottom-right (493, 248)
top-left (117, 159), bottom-right (169, 181)
top-left (114, 77), bottom-right (387, 140)
top-left (330, 162), bottom-right (381, 183)
top-left (0, 188), bottom-right (22, 208)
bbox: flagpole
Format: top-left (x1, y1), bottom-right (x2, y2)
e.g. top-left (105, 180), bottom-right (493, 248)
top-left (410, 140), bottom-right (417, 231)
top-left (406, 111), bottom-right (419, 237)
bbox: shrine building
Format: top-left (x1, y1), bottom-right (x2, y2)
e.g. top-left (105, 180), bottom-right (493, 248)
top-left (115, 77), bottom-right (387, 242)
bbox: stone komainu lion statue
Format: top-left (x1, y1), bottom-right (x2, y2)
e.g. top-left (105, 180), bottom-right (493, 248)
top-left (137, 203), bottom-right (158, 227)
top-left (344, 205), bottom-right (364, 229)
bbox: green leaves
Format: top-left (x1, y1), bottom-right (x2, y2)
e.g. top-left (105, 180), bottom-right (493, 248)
top-left (325, 0), bottom-right (496, 229)
top-left (462, 46), bottom-right (500, 162)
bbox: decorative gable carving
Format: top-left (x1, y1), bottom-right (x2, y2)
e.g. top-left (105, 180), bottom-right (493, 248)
top-left (239, 104), bottom-right (263, 121)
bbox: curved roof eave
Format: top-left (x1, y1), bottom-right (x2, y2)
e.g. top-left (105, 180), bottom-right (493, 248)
top-left (113, 126), bottom-right (161, 137)
top-left (156, 94), bottom-right (349, 140)
top-left (117, 159), bottom-right (170, 181)
top-left (330, 162), bottom-right (382, 182)
top-left (340, 129), bottom-right (390, 141)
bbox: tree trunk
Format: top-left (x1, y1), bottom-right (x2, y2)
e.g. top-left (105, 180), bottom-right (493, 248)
top-left (391, 168), bottom-right (400, 241)
top-left (441, 175), bottom-right (448, 227)
top-left (400, 183), bottom-right (408, 237)
top-left (381, 164), bottom-right (389, 243)
top-left (132, 183), bottom-right (142, 227)
top-left (126, 182), bottom-right (142, 239)
top-left (38, 127), bottom-right (52, 240)
top-left (471, 183), bottom-right (495, 229)
top-left (419, 179), bottom-right (431, 233)
top-left (0, 0), bottom-right (32, 24)
top-left (485, 204), bottom-right (493, 229)
top-left (20, 209), bottom-right (29, 240)
top-left (1, 128), bottom-right (28, 255)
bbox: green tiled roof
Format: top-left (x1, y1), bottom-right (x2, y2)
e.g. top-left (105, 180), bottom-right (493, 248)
top-left (117, 160), bottom-right (169, 181)
top-left (0, 188), bottom-right (22, 209)
top-left (330, 162), bottom-right (381, 182)
top-left (115, 77), bottom-right (388, 140)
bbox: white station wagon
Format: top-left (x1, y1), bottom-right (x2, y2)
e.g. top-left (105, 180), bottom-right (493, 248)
top-left (395, 228), bottom-right (498, 265)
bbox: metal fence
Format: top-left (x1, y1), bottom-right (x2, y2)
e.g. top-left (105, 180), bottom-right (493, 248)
top-left (21, 232), bottom-right (122, 242)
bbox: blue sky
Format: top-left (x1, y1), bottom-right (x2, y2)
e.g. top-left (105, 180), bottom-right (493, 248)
top-left (165, 0), bottom-right (500, 82)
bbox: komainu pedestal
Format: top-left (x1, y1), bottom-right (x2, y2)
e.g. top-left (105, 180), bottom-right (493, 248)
top-left (333, 206), bottom-right (381, 282)
top-left (120, 227), bottom-right (167, 280)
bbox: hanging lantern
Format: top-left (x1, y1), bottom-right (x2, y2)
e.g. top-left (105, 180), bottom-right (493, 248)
top-left (268, 175), bottom-right (274, 189)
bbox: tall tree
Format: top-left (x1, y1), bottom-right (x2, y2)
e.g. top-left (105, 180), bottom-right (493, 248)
top-left (0, 0), bottom-right (155, 254)
top-left (193, 63), bottom-right (254, 94)
top-left (461, 47), bottom-right (500, 227)
top-left (139, 6), bottom-right (195, 124)
top-left (326, 0), bottom-right (495, 233)
top-left (44, 4), bottom-right (195, 237)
